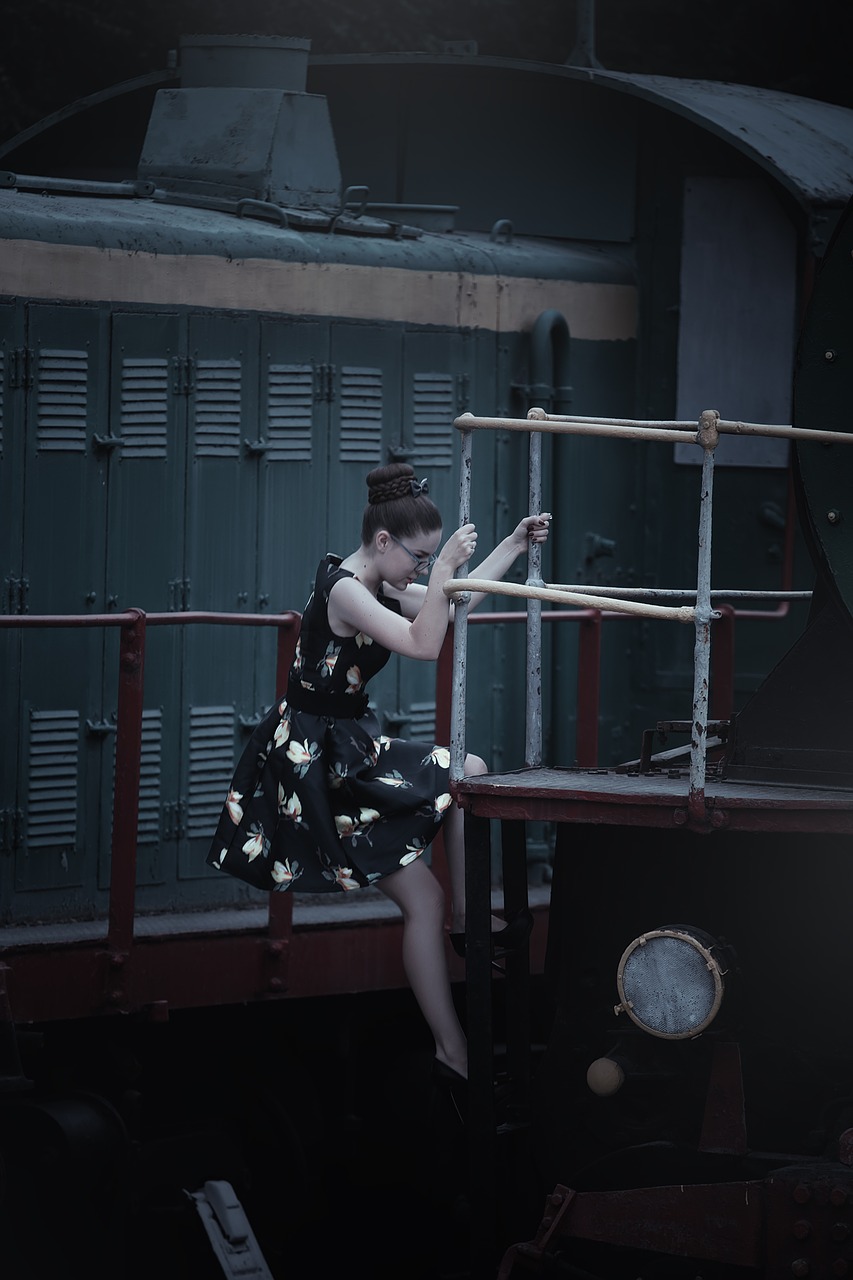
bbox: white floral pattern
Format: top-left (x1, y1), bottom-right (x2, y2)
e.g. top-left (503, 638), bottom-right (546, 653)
top-left (207, 555), bottom-right (452, 894)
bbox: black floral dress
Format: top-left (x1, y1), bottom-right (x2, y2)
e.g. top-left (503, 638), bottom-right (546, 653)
top-left (207, 555), bottom-right (453, 893)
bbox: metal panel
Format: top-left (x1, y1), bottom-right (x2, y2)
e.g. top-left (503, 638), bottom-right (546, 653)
top-left (256, 318), bottom-right (330, 703)
top-left (0, 301), bottom-right (23, 908)
top-left (101, 312), bottom-right (186, 894)
top-left (178, 313), bottom-right (260, 885)
top-left (675, 176), bottom-right (796, 467)
top-left (327, 322), bottom-right (402, 718)
top-left (389, 329), bottom-right (472, 742)
top-left (16, 303), bottom-right (108, 915)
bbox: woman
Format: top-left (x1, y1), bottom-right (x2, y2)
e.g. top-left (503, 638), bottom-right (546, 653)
top-left (207, 462), bottom-right (551, 1085)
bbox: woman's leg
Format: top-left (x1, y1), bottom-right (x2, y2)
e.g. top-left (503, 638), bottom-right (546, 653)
top-left (443, 752), bottom-right (488, 933)
top-left (377, 858), bottom-right (468, 1077)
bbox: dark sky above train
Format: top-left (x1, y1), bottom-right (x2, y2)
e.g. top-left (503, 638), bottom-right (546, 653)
top-left (2, 0), bottom-right (851, 141)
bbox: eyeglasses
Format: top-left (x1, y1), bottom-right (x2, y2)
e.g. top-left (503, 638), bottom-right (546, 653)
top-left (388, 533), bottom-right (438, 574)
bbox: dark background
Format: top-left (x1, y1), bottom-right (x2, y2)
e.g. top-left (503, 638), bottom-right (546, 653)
top-left (2, 0), bottom-right (852, 145)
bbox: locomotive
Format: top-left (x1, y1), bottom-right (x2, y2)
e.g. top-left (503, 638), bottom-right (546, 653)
top-left (0, 28), bottom-right (852, 1280)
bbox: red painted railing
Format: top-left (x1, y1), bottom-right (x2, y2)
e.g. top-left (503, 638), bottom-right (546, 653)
top-left (0, 599), bottom-right (793, 978)
top-left (0, 609), bottom-right (300, 974)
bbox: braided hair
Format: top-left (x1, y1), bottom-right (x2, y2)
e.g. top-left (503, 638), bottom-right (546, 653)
top-left (360, 463), bottom-right (442, 545)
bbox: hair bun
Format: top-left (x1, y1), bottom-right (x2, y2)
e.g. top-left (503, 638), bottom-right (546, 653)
top-left (368, 475), bottom-right (430, 504)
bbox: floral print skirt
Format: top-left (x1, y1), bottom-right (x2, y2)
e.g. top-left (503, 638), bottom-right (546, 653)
top-left (207, 695), bottom-right (452, 893)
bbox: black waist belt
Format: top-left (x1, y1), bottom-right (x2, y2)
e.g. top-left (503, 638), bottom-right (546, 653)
top-left (285, 684), bottom-right (369, 719)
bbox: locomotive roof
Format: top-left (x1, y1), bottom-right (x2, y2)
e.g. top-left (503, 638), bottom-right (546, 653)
top-left (312, 52), bottom-right (853, 212)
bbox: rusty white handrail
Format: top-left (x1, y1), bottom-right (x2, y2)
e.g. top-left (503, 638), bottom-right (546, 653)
top-left (443, 578), bottom-right (697, 622)
top-left (444, 407), bottom-right (734, 819)
top-left (446, 405), bottom-right (839, 812)
top-left (457, 410), bottom-right (853, 446)
top-left (546, 586), bottom-right (812, 601)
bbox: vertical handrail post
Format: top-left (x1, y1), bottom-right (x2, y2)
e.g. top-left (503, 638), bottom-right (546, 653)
top-left (524, 415), bottom-right (544, 766)
top-left (689, 412), bottom-right (721, 822)
top-left (450, 421), bottom-right (474, 782)
top-left (108, 608), bottom-right (146, 965)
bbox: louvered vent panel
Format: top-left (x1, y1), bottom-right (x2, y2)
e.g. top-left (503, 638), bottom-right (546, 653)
top-left (187, 706), bottom-right (235, 838)
top-left (406, 701), bottom-right (438, 744)
top-left (0, 349), bottom-right (4, 454)
top-left (412, 373), bottom-right (455, 467)
top-left (137, 710), bottom-right (163, 841)
top-left (37, 349), bottom-right (88, 452)
top-left (26, 710), bottom-right (79, 848)
top-left (120, 357), bottom-right (168, 458)
top-left (339, 366), bottom-right (383, 462)
top-left (267, 364), bottom-right (313, 461)
top-left (194, 360), bottom-right (242, 457)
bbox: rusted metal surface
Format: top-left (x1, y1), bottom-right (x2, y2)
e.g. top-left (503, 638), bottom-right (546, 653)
top-left (501, 1164), bottom-right (853, 1277)
top-left (0, 897), bottom-right (550, 1024)
top-left (454, 766), bottom-right (853, 833)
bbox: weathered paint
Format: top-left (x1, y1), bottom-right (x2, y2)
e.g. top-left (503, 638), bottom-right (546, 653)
top-left (0, 239), bottom-right (637, 339)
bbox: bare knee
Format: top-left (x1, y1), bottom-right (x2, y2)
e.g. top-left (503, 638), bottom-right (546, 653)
top-left (464, 752), bottom-right (488, 777)
top-left (379, 860), bottom-right (446, 925)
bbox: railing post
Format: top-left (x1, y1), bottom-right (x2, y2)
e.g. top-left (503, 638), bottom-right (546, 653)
top-left (450, 423), bottom-right (473, 782)
top-left (524, 417), bottom-right (544, 767)
top-left (689, 412), bottom-right (721, 823)
top-left (106, 609), bottom-right (146, 988)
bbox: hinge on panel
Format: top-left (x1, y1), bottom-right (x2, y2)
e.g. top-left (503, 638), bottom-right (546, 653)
top-left (1, 809), bottom-right (23, 855)
top-left (163, 800), bottom-right (186, 841)
top-left (9, 347), bottom-right (32, 390)
top-left (315, 363), bottom-right (334, 403)
top-left (168, 578), bottom-right (192, 611)
top-left (172, 355), bottom-right (195, 396)
top-left (3, 575), bottom-right (29, 615)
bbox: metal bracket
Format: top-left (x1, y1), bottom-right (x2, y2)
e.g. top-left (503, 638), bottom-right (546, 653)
top-left (85, 716), bottom-right (118, 737)
top-left (188, 1180), bottom-right (275, 1279)
top-left (243, 438), bottom-right (270, 456)
top-left (92, 433), bottom-right (124, 452)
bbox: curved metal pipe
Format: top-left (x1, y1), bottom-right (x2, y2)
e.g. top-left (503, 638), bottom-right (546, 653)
top-left (529, 309), bottom-right (572, 414)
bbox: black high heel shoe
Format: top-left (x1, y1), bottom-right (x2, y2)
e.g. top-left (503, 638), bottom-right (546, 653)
top-left (448, 907), bottom-right (534, 960)
top-left (432, 1058), bottom-right (514, 1127)
top-left (432, 1057), bottom-right (468, 1125)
